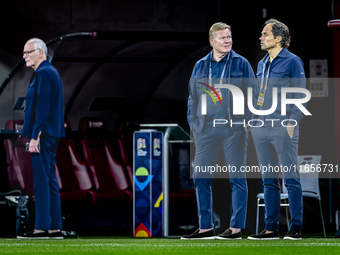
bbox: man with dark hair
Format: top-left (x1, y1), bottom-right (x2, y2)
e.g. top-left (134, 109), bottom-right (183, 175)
top-left (265, 19), bottom-right (291, 48)
top-left (181, 22), bottom-right (256, 240)
top-left (17, 38), bottom-right (65, 239)
top-left (248, 19), bottom-right (305, 240)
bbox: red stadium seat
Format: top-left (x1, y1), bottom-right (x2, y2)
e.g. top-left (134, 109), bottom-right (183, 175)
top-left (117, 138), bottom-right (133, 189)
top-left (56, 138), bottom-right (94, 205)
top-left (3, 120), bottom-right (34, 196)
top-left (80, 138), bottom-right (132, 206)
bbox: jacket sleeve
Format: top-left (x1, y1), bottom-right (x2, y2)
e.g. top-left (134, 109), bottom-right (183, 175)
top-left (242, 60), bottom-right (257, 123)
top-left (288, 57), bottom-right (306, 125)
top-left (250, 61), bottom-right (263, 120)
top-left (187, 64), bottom-right (199, 130)
top-left (31, 70), bottom-right (52, 139)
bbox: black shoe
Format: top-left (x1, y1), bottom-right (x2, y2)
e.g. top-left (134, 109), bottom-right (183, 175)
top-left (247, 230), bottom-right (279, 240)
top-left (49, 231), bottom-right (64, 239)
top-left (17, 230), bottom-right (49, 240)
top-left (215, 229), bottom-right (242, 240)
top-left (180, 229), bottom-right (216, 240)
top-left (283, 230), bottom-right (302, 240)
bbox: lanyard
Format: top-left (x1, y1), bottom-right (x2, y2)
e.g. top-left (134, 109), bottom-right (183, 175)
top-left (259, 55), bottom-right (271, 93)
top-left (209, 52), bottom-right (230, 87)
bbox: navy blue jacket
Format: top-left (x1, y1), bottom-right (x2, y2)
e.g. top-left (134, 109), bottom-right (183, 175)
top-left (22, 60), bottom-right (65, 139)
top-left (187, 50), bottom-right (256, 132)
top-left (255, 48), bottom-right (306, 126)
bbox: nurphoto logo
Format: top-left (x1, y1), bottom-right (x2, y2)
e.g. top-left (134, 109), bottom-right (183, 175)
top-left (200, 84), bottom-right (312, 128)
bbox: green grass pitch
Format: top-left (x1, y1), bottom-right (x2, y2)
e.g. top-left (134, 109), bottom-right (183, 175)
top-left (1, 237), bottom-right (340, 255)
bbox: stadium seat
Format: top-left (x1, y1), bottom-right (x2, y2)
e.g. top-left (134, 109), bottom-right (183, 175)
top-left (80, 138), bottom-right (132, 206)
top-left (256, 178), bottom-right (289, 234)
top-left (56, 138), bottom-right (93, 205)
top-left (114, 117), bottom-right (142, 190)
top-left (295, 155), bottom-right (326, 238)
top-left (117, 138), bottom-right (133, 189)
top-left (3, 120), bottom-right (34, 196)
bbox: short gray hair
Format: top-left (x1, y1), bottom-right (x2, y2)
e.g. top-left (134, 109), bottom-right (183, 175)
top-left (26, 38), bottom-right (48, 56)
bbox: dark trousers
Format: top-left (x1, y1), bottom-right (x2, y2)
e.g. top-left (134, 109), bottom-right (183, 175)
top-left (31, 134), bottom-right (62, 230)
top-left (252, 126), bottom-right (303, 232)
top-left (193, 126), bottom-right (248, 229)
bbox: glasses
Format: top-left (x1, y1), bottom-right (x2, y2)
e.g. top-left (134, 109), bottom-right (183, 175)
top-left (22, 48), bottom-right (40, 56)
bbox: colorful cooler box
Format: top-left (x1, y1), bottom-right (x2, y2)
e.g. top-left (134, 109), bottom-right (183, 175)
top-left (133, 130), bottom-right (163, 237)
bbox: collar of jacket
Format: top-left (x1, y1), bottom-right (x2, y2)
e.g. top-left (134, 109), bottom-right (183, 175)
top-left (35, 59), bottom-right (50, 72)
top-left (201, 49), bottom-right (240, 63)
top-left (262, 48), bottom-right (289, 62)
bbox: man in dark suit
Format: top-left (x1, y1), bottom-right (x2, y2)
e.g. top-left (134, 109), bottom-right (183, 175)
top-left (247, 19), bottom-right (304, 241)
top-left (17, 38), bottom-right (65, 239)
top-left (181, 22), bottom-right (256, 240)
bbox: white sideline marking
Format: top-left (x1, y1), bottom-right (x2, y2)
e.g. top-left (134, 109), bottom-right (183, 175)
top-left (1, 241), bottom-right (340, 248)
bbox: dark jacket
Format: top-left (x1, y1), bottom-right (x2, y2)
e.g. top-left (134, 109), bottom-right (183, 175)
top-left (187, 50), bottom-right (256, 133)
top-left (22, 60), bottom-right (65, 139)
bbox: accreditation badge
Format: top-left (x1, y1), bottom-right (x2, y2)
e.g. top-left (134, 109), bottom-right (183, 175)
top-left (257, 93), bottom-right (265, 106)
top-left (212, 88), bottom-right (223, 103)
